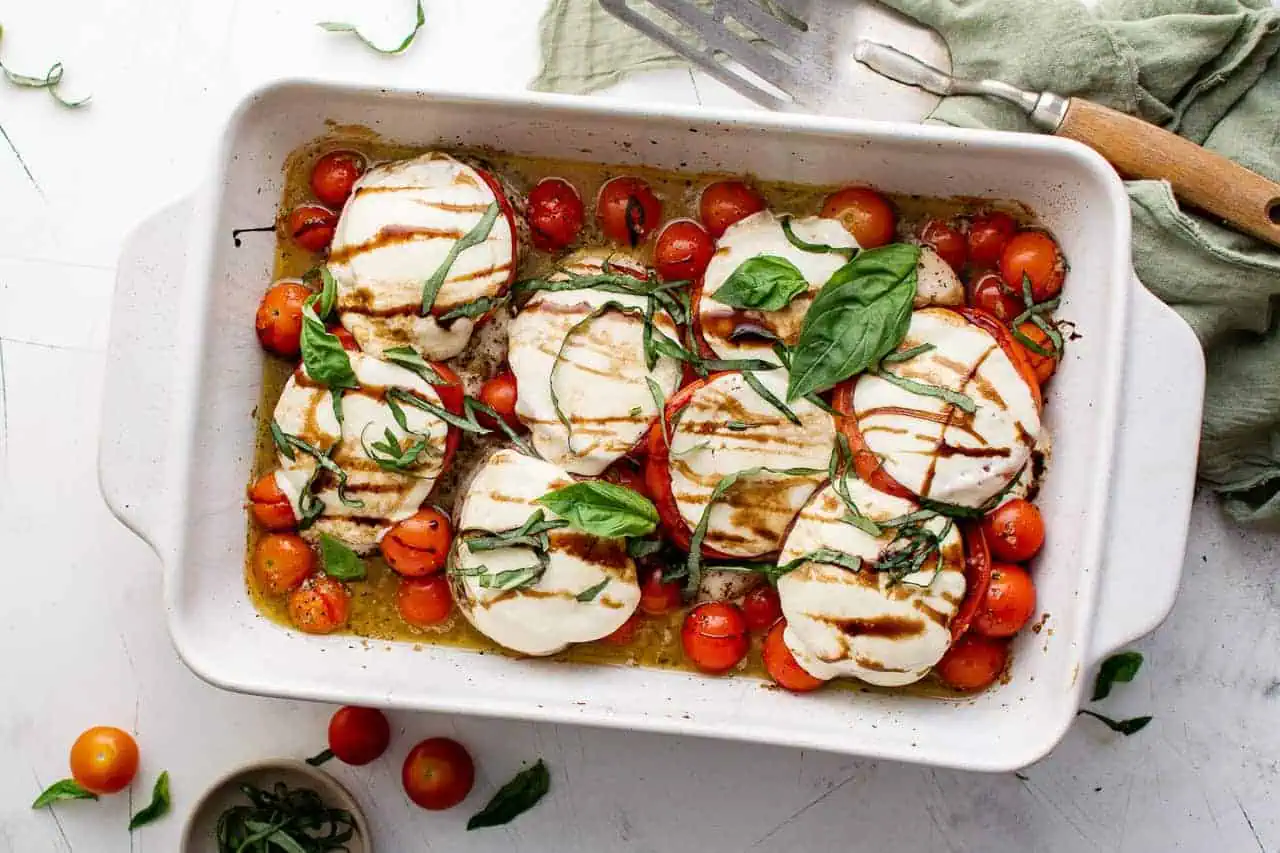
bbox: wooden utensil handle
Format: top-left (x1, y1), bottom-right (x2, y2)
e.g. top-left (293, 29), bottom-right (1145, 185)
top-left (1056, 98), bottom-right (1280, 249)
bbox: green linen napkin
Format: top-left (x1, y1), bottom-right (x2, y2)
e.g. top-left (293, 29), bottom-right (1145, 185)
top-left (534, 0), bottom-right (1280, 528)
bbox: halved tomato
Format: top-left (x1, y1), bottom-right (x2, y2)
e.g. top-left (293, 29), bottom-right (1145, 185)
top-left (951, 521), bottom-right (994, 640)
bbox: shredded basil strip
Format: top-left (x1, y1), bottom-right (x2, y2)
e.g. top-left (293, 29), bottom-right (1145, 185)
top-left (317, 267), bottom-right (339, 320)
top-left (270, 424), bottom-right (363, 509)
top-left (388, 387), bottom-right (486, 434)
top-left (318, 0), bottom-right (426, 55)
top-left (360, 425), bottom-right (438, 474)
top-left (305, 749), bottom-right (334, 767)
top-left (881, 342), bottom-right (935, 364)
top-left (453, 511), bottom-right (570, 592)
top-left (382, 346), bottom-right (449, 385)
top-left (421, 201), bottom-right (500, 314)
top-left (438, 294), bottom-right (509, 323)
top-left (647, 377), bottom-right (669, 448)
top-left (871, 367), bottom-right (978, 414)
top-left (575, 578), bottom-right (611, 603)
top-left (1092, 651), bottom-right (1144, 701)
top-left (463, 397), bottom-right (539, 457)
top-left (127, 771), bottom-right (171, 831)
top-left (1011, 273), bottom-right (1065, 358)
top-left (780, 215), bottom-right (857, 259)
top-left (466, 760), bottom-right (551, 831)
top-left (0, 26), bottom-right (91, 108)
top-left (1077, 709), bottom-right (1152, 736)
top-left (742, 370), bottom-right (801, 425)
top-left (214, 781), bottom-right (358, 852)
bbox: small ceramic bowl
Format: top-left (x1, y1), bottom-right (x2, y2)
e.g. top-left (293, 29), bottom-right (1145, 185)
top-left (181, 759), bottom-right (371, 852)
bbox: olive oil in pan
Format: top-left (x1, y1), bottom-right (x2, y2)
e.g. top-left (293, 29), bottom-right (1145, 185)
top-left (246, 129), bottom-right (1031, 695)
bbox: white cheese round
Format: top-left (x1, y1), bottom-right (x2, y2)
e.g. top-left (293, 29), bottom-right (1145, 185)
top-left (450, 448), bottom-right (642, 656)
top-left (913, 246), bottom-right (965, 308)
top-left (329, 152), bottom-right (517, 360)
top-left (777, 477), bottom-right (966, 687)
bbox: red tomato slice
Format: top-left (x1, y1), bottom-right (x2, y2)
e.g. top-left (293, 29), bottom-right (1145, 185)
top-left (830, 380), bottom-right (916, 500)
top-left (429, 362), bottom-right (465, 473)
top-left (955, 307), bottom-right (1043, 410)
top-left (688, 275), bottom-right (726, 364)
top-left (951, 521), bottom-right (994, 640)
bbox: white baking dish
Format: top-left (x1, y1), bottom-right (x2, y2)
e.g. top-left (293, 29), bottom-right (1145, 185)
top-left (99, 81), bottom-right (1203, 772)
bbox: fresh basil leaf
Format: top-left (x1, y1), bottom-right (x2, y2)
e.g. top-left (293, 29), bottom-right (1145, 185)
top-left (575, 578), bottom-right (610, 602)
top-left (271, 428), bottom-right (363, 509)
top-left (317, 268), bottom-right (338, 320)
top-left (421, 201), bottom-right (500, 314)
top-left (128, 771), bottom-right (171, 831)
top-left (305, 749), bottom-right (334, 767)
top-left (388, 387), bottom-right (487, 435)
top-left (32, 778), bottom-right (97, 809)
top-left (780, 215), bottom-right (856, 259)
top-left (1077, 709), bottom-right (1152, 736)
top-left (872, 368), bottom-right (977, 414)
top-left (774, 547), bottom-right (864, 579)
top-left (438, 294), bottom-right (508, 323)
top-left (318, 0), bottom-right (425, 55)
top-left (786, 244), bottom-right (921, 401)
top-left (382, 346), bottom-right (448, 385)
top-left (318, 533), bottom-right (366, 581)
top-left (537, 482), bottom-right (659, 538)
top-left (300, 301), bottom-right (358, 391)
top-left (467, 760), bottom-right (551, 831)
top-left (270, 421), bottom-right (296, 461)
top-left (711, 255), bottom-right (809, 312)
top-left (1092, 651), bottom-right (1144, 701)
top-left (881, 343), bottom-right (935, 364)
top-left (484, 565), bottom-right (544, 591)
top-left (627, 536), bottom-right (664, 559)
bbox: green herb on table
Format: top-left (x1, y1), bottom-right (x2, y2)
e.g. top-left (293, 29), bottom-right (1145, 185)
top-left (318, 0), bottom-right (426, 55)
top-left (31, 779), bottom-right (97, 809)
top-left (1092, 651), bottom-right (1144, 701)
top-left (1077, 709), bottom-right (1152, 736)
top-left (467, 760), bottom-right (551, 830)
top-left (215, 781), bottom-right (358, 852)
top-left (710, 255), bottom-right (809, 312)
top-left (537, 481), bottom-right (659, 538)
top-left (128, 771), bottom-right (170, 831)
top-left (318, 533), bottom-right (366, 581)
top-left (0, 25), bottom-right (90, 107)
top-left (421, 201), bottom-right (500, 314)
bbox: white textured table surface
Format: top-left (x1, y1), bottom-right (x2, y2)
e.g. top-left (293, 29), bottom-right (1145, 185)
top-left (1, 1), bottom-right (1278, 851)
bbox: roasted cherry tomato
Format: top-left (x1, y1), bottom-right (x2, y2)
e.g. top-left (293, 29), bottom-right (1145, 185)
top-left (602, 459), bottom-right (650, 500)
top-left (526, 177), bottom-right (585, 251)
top-left (289, 575), bottom-right (351, 634)
top-left (654, 219), bottom-right (714, 282)
top-left (638, 569), bottom-right (683, 616)
top-left (329, 324), bottom-right (360, 352)
top-left (969, 271), bottom-right (1024, 325)
top-left (381, 508), bottom-right (452, 577)
top-left (681, 602), bottom-right (749, 673)
top-left (920, 219), bottom-right (967, 272)
top-left (973, 563), bottom-right (1037, 638)
top-left (396, 575), bottom-right (453, 627)
top-left (248, 473), bottom-right (296, 531)
top-left (952, 521), bottom-right (994, 640)
top-left (254, 533), bottom-right (316, 595)
top-left (402, 737), bottom-right (475, 810)
top-left (762, 620), bottom-right (824, 693)
top-left (1000, 230), bottom-right (1065, 302)
top-left (597, 176), bottom-right (662, 246)
top-left (742, 585), bottom-right (783, 632)
top-left (935, 633), bottom-right (1009, 692)
top-left (255, 281), bottom-right (311, 357)
top-left (600, 612), bottom-right (640, 646)
top-left (288, 203), bottom-right (338, 254)
top-left (69, 727), bottom-right (139, 795)
top-left (310, 151), bottom-right (366, 209)
top-left (1014, 320), bottom-right (1059, 385)
top-left (820, 187), bottom-right (896, 248)
top-left (966, 211), bottom-right (1017, 269)
top-left (981, 499), bottom-right (1045, 563)
top-left (699, 180), bottom-right (766, 238)
top-left (477, 371), bottom-right (520, 431)
top-left (327, 706), bottom-right (391, 766)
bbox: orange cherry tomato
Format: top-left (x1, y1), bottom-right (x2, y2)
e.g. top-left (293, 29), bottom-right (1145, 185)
top-left (920, 218), bottom-right (967, 271)
top-left (966, 211), bottom-right (1017, 269)
top-left (396, 575), bottom-right (453, 627)
top-left (255, 281), bottom-right (311, 358)
top-left (1000, 230), bottom-right (1065, 302)
top-left (935, 633), bottom-right (1009, 692)
top-left (741, 585), bottom-right (782, 632)
top-left (654, 219), bottom-right (714, 282)
top-left (327, 706), bottom-right (391, 766)
top-left (600, 612), bottom-right (640, 646)
top-left (402, 737), bottom-right (475, 810)
top-left (329, 324), bottom-right (360, 352)
top-left (248, 473), bottom-right (296, 531)
top-left (699, 180), bottom-right (766, 238)
top-left (254, 533), bottom-right (316, 594)
top-left (477, 371), bottom-right (521, 431)
top-left (981, 499), bottom-right (1046, 563)
top-left (638, 569), bottom-right (682, 616)
top-left (597, 176), bottom-right (662, 246)
top-left (526, 177), bottom-right (585, 251)
top-left (289, 575), bottom-right (351, 634)
top-left (288, 203), bottom-right (338, 254)
top-left (820, 187), bottom-right (896, 248)
top-left (1014, 320), bottom-right (1059, 385)
top-left (762, 620), bottom-right (824, 693)
top-left (381, 508), bottom-right (452, 577)
top-left (969, 271), bottom-right (1024, 325)
top-left (973, 563), bottom-right (1037, 638)
top-left (681, 602), bottom-right (749, 673)
top-left (69, 727), bottom-right (139, 795)
top-left (602, 459), bottom-right (650, 501)
top-left (310, 150), bottom-right (366, 210)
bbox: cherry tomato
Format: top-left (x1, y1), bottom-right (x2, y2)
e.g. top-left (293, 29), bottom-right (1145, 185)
top-left (327, 706), bottom-right (391, 766)
top-left (1000, 231), bottom-right (1065, 302)
top-left (526, 177), bottom-right (585, 251)
top-left (681, 602), bottom-right (749, 673)
top-left (600, 612), bottom-right (640, 646)
top-left (381, 508), bottom-right (453, 577)
top-left (402, 737), bottom-right (475, 810)
top-left (396, 575), bottom-right (453, 627)
top-left (742, 585), bottom-right (782, 632)
top-left (699, 180), bottom-right (766, 238)
top-left (1014, 320), bottom-right (1059, 385)
top-left (973, 563), bottom-right (1037, 638)
top-left (820, 187), bottom-right (896, 248)
top-left (602, 459), bottom-right (650, 501)
top-left (762, 620), bottom-right (824, 693)
top-left (254, 533), bottom-right (316, 594)
top-left (935, 633), bottom-right (1009, 692)
top-left (969, 271), bottom-right (1024, 325)
top-left (966, 211), bottom-right (1017, 269)
top-left (638, 569), bottom-right (682, 616)
top-left (248, 473), bottom-right (296, 531)
top-left (597, 177), bottom-right (662, 246)
top-left (310, 151), bottom-right (366, 210)
top-left (952, 521), bottom-right (994, 640)
top-left (289, 575), bottom-right (351, 634)
top-left (329, 324), bottom-right (360, 352)
top-left (255, 281), bottom-right (311, 357)
top-left (288, 203), bottom-right (338, 254)
top-left (477, 372), bottom-right (520, 431)
top-left (981, 499), bottom-right (1046, 562)
top-left (654, 219), bottom-right (714, 282)
top-left (920, 219), bottom-right (967, 271)
top-left (69, 727), bottom-right (139, 795)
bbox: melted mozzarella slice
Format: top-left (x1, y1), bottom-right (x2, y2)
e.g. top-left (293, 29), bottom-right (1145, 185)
top-left (669, 370), bottom-right (834, 558)
top-left (329, 152), bottom-right (517, 360)
top-left (508, 253), bottom-right (682, 475)
top-left (777, 477), bottom-right (966, 687)
top-left (450, 449), bottom-right (641, 656)
top-left (853, 308), bottom-right (1041, 508)
top-left (271, 352), bottom-right (451, 553)
top-left (698, 211), bottom-right (858, 364)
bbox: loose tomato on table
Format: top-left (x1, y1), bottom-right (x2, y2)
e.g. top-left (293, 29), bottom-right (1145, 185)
top-left (526, 177), bottom-right (585, 251)
top-left (762, 620), bottom-right (824, 693)
top-left (681, 602), bottom-right (749, 673)
top-left (289, 575), bottom-right (351, 634)
top-left (327, 706), bottom-right (391, 766)
top-left (920, 218), bottom-right (967, 272)
top-left (381, 508), bottom-right (453, 577)
top-left (396, 575), bottom-right (454, 627)
top-left (653, 219), bottom-right (714, 282)
top-left (638, 569), bottom-right (682, 616)
top-left (596, 176), bottom-right (662, 246)
top-left (820, 187), bottom-right (896, 248)
top-left (1000, 230), bottom-right (1066, 302)
top-left (310, 151), bottom-right (366, 209)
top-left (741, 585), bottom-right (782, 632)
top-left (968, 271), bottom-right (1023, 325)
top-left (248, 473), bottom-right (296, 531)
top-left (69, 727), bottom-right (139, 795)
top-left (972, 563), bottom-right (1037, 638)
top-left (966, 211), bottom-right (1017, 269)
top-left (981, 498), bottom-right (1045, 562)
top-left (1014, 320), bottom-right (1059, 385)
top-left (699, 180), bottom-right (766, 238)
top-left (476, 371), bottom-right (521, 431)
top-left (934, 633), bottom-right (1009, 692)
top-left (402, 737), bottom-right (475, 810)
top-left (255, 281), bottom-right (311, 357)
top-left (287, 203), bottom-right (338, 254)
top-left (254, 533), bottom-right (316, 594)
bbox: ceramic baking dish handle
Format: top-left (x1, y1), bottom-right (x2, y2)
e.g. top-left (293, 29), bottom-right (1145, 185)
top-left (98, 199), bottom-right (191, 555)
top-left (1086, 277), bottom-right (1203, 665)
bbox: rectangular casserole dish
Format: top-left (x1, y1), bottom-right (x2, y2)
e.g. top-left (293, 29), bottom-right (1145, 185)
top-left (99, 81), bottom-right (1203, 771)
